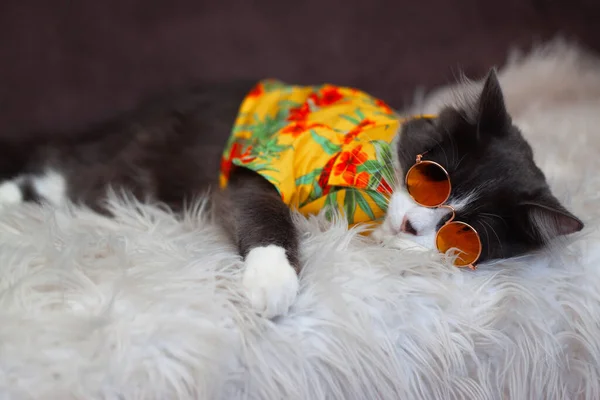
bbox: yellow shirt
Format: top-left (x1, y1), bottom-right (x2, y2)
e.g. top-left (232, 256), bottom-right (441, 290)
top-left (220, 79), bottom-right (426, 225)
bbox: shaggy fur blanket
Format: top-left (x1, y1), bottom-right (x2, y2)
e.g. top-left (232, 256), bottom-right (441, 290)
top-left (1, 39), bottom-right (600, 400)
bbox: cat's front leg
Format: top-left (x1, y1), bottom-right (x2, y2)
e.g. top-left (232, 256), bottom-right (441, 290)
top-left (214, 168), bottom-right (300, 319)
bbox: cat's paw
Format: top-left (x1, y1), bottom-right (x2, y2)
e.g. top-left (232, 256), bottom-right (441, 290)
top-left (0, 181), bottom-right (22, 210)
top-left (242, 245), bottom-right (299, 319)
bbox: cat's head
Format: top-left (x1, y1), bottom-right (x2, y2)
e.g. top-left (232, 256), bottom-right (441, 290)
top-left (376, 69), bottom-right (584, 264)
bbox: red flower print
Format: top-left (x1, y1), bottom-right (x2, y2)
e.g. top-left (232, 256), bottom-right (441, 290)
top-left (354, 172), bottom-right (370, 189)
top-left (288, 102), bottom-right (310, 121)
top-left (281, 121), bottom-right (325, 137)
top-left (318, 155), bottom-right (339, 195)
top-left (288, 87), bottom-right (343, 123)
top-left (375, 99), bottom-right (394, 114)
top-left (333, 145), bottom-right (368, 185)
top-left (376, 178), bottom-right (393, 194)
top-left (221, 143), bottom-right (256, 179)
top-left (343, 119), bottom-right (376, 144)
top-left (315, 86), bottom-right (344, 106)
top-left (320, 87), bottom-right (343, 105)
top-left (247, 82), bottom-right (264, 98)
top-left (307, 86), bottom-right (344, 108)
top-left (281, 122), bottom-right (307, 137)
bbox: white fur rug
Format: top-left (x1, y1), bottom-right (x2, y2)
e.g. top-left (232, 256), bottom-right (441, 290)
top-left (1, 39), bottom-right (600, 400)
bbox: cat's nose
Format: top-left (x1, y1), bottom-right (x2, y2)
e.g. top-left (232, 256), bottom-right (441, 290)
top-left (400, 216), bottom-right (418, 236)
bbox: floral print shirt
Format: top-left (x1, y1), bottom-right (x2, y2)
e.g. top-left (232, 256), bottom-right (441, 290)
top-left (220, 79), bottom-right (409, 225)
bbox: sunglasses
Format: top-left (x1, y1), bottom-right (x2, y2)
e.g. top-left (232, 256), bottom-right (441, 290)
top-left (405, 153), bottom-right (482, 270)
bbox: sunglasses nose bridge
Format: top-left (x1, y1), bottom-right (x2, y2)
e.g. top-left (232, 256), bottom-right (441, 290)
top-left (438, 204), bottom-right (456, 223)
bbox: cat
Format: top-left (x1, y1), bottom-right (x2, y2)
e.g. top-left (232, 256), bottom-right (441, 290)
top-left (0, 70), bottom-right (584, 319)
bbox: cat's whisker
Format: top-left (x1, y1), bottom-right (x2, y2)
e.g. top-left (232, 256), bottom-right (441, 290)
top-left (339, 125), bottom-right (399, 190)
top-left (427, 137), bottom-right (450, 167)
top-left (378, 161), bottom-right (398, 183)
top-left (480, 212), bottom-right (503, 221)
top-left (480, 219), bottom-right (503, 253)
top-left (454, 153), bottom-right (468, 171)
top-left (479, 221), bottom-right (492, 256)
top-left (356, 152), bottom-right (399, 188)
top-left (353, 129), bottom-right (396, 168)
top-left (481, 213), bottom-right (508, 228)
top-left (365, 165), bottom-right (397, 195)
top-left (463, 201), bottom-right (488, 215)
top-left (440, 123), bottom-right (459, 166)
top-left (365, 181), bottom-right (394, 199)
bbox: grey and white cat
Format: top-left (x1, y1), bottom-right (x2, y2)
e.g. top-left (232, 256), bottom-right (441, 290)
top-left (0, 71), bottom-right (583, 318)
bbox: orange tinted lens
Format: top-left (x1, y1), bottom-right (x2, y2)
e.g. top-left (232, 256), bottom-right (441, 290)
top-left (436, 222), bottom-right (481, 267)
top-left (406, 161), bottom-right (451, 207)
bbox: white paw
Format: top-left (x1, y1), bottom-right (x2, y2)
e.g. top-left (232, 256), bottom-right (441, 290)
top-left (0, 180), bottom-right (22, 210)
top-left (32, 170), bottom-right (66, 206)
top-left (242, 245), bottom-right (299, 319)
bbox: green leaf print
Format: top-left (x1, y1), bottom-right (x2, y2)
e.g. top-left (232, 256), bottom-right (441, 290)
top-left (261, 114), bottom-right (288, 138)
top-left (357, 160), bottom-right (384, 174)
top-left (262, 80), bottom-right (287, 92)
top-left (370, 139), bottom-right (395, 186)
top-left (295, 168), bottom-right (323, 186)
top-left (324, 190), bottom-right (338, 221)
top-left (310, 130), bottom-right (341, 155)
top-left (355, 108), bottom-right (366, 121)
top-left (368, 173), bottom-right (381, 189)
top-left (365, 164), bottom-right (394, 191)
top-left (259, 137), bottom-right (293, 159)
top-left (381, 166), bottom-right (395, 190)
top-left (232, 112), bottom-right (287, 140)
top-left (231, 123), bottom-right (252, 134)
top-left (304, 179), bottom-right (323, 205)
top-left (311, 180), bottom-right (323, 199)
top-left (344, 189), bottom-right (357, 224)
top-left (273, 108), bottom-right (289, 123)
top-left (355, 191), bottom-right (376, 221)
top-left (234, 113), bottom-right (287, 142)
top-left (339, 114), bottom-right (361, 125)
top-left (365, 190), bottom-right (389, 213)
top-left (241, 162), bottom-right (279, 173)
top-left (278, 100), bottom-right (302, 110)
top-left (371, 140), bottom-right (393, 165)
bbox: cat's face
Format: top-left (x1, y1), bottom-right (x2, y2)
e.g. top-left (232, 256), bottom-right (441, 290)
top-left (375, 70), bottom-right (584, 264)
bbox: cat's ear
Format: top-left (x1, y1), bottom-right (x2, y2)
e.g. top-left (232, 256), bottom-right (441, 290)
top-left (519, 193), bottom-right (584, 243)
top-left (476, 68), bottom-right (511, 135)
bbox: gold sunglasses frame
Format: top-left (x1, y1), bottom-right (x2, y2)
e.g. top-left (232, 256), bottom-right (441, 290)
top-left (405, 153), bottom-right (482, 270)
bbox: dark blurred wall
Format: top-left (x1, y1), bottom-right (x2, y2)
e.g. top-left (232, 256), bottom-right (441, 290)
top-left (0, 0), bottom-right (599, 139)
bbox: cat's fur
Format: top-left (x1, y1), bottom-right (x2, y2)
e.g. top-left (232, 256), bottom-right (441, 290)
top-left (0, 71), bottom-right (583, 318)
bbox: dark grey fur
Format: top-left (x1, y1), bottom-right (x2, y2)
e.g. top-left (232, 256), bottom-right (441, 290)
top-left (0, 71), bottom-right (583, 272)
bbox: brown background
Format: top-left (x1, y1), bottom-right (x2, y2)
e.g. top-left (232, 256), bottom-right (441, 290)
top-left (1, 0), bottom-right (599, 140)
